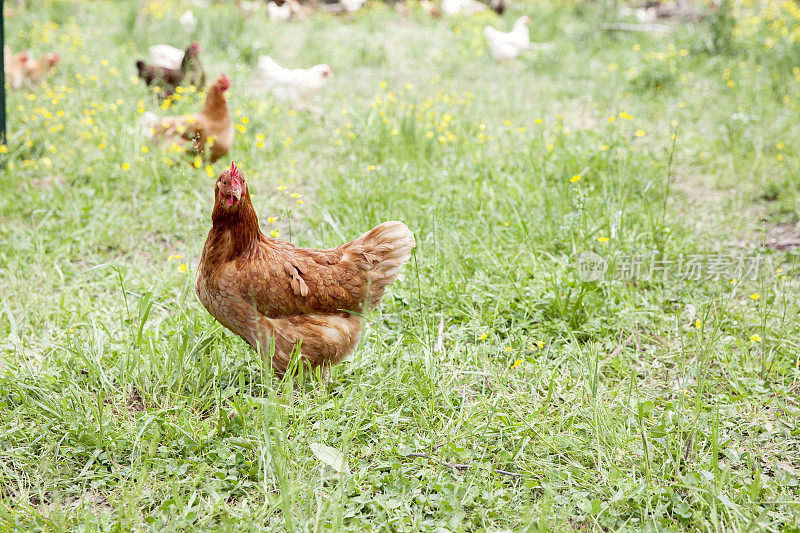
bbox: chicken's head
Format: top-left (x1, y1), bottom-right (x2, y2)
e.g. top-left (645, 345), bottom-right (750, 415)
top-left (186, 41), bottom-right (202, 59)
top-left (519, 15), bottom-right (532, 26)
top-left (216, 162), bottom-right (245, 209)
top-left (45, 53), bottom-right (61, 67)
top-left (214, 73), bottom-right (232, 94)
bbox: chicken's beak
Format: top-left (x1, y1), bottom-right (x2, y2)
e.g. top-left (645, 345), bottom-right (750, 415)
top-left (223, 186), bottom-right (241, 207)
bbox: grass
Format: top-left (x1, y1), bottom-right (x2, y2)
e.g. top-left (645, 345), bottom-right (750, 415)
top-left (1, 0), bottom-right (800, 530)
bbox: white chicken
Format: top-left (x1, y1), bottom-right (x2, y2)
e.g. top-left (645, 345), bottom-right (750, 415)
top-left (256, 56), bottom-right (333, 111)
top-left (237, 0), bottom-right (263, 16)
top-left (267, 1), bottom-right (292, 21)
top-left (149, 44), bottom-right (185, 69)
top-left (483, 15), bottom-right (531, 61)
top-left (442, 0), bottom-right (486, 16)
top-left (180, 10), bottom-right (197, 32)
top-left (341, 0), bottom-right (367, 14)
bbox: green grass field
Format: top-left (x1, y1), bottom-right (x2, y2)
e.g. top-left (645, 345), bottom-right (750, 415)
top-left (1, 0), bottom-right (800, 530)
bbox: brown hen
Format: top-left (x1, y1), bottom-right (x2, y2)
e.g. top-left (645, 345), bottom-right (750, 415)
top-left (144, 73), bottom-right (233, 163)
top-left (196, 163), bottom-right (416, 376)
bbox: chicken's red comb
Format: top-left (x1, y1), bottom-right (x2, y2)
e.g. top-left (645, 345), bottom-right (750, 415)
top-left (191, 41), bottom-right (201, 53)
top-left (229, 161), bottom-right (241, 183)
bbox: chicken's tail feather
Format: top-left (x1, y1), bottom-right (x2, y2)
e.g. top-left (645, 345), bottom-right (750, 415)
top-left (353, 221), bottom-right (415, 307)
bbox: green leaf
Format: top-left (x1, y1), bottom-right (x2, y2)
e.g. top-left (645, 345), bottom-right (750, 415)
top-left (310, 442), bottom-right (349, 474)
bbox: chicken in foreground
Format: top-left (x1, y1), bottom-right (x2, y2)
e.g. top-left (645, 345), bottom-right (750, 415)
top-left (256, 55), bottom-right (332, 111)
top-left (483, 15), bottom-right (531, 61)
top-left (196, 163), bottom-right (415, 376)
top-left (142, 73), bottom-right (233, 163)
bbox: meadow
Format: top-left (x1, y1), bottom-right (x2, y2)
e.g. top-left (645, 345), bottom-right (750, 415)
top-left (1, 0), bottom-right (800, 530)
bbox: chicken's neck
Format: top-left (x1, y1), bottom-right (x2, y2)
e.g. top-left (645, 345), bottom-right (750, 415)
top-left (201, 89), bottom-right (230, 123)
top-left (209, 198), bottom-right (265, 262)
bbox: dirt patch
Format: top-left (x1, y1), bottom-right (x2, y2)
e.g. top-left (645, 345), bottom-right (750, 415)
top-left (761, 221), bottom-right (800, 250)
top-left (671, 172), bottom-right (800, 250)
top-left (30, 175), bottom-right (65, 191)
top-left (126, 385), bottom-right (146, 412)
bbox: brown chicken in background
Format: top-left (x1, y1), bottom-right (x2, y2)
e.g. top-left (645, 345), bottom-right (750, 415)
top-left (4, 46), bottom-right (29, 89)
top-left (196, 163), bottom-right (415, 376)
top-left (142, 73), bottom-right (233, 163)
top-left (4, 47), bottom-right (59, 88)
top-left (24, 52), bottom-right (60, 85)
top-left (136, 41), bottom-right (205, 99)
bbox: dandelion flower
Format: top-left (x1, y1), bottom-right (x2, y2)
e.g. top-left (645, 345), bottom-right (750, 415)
top-left (121, 163), bottom-right (130, 171)
top-left (179, 263), bottom-right (187, 272)
top-left (635, 129), bottom-right (645, 137)
top-left (570, 175), bottom-right (581, 183)
top-left (597, 236), bottom-right (608, 242)
top-left (511, 359), bottom-right (523, 368)
top-left (750, 334), bottom-right (761, 343)
top-left (750, 293), bottom-right (759, 301)
top-left (270, 230), bottom-right (279, 238)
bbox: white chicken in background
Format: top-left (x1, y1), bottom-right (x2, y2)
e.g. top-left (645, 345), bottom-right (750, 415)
top-left (180, 10), bottom-right (197, 32)
top-left (341, 0), bottom-right (367, 14)
top-left (267, 1), bottom-right (292, 21)
top-left (484, 15), bottom-right (531, 60)
top-left (256, 56), bottom-right (333, 111)
top-left (442, 0), bottom-right (486, 16)
top-left (148, 44), bottom-right (185, 69)
top-left (237, 0), bottom-right (263, 16)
